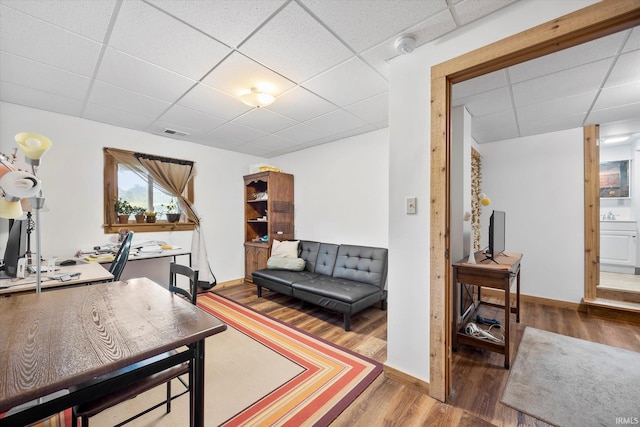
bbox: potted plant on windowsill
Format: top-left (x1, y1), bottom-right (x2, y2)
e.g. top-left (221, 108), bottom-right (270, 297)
top-left (145, 211), bottom-right (157, 223)
top-left (133, 206), bottom-right (146, 223)
top-left (163, 200), bottom-right (181, 223)
top-left (114, 198), bottom-right (134, 224)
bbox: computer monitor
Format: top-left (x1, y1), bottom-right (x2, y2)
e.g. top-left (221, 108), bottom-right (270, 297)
top-left (3, 219), bottom-right (27, 278)
top-left (488, 210), bottom-right (506, 262)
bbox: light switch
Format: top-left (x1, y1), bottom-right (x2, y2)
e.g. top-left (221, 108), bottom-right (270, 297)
top-left (406, 197), bottom-right (417, 214)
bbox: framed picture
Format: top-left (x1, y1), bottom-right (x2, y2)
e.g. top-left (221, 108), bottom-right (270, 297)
top-left (600, 160), bottom-right (630, 198)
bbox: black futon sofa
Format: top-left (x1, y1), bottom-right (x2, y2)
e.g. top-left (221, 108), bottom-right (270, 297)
top-left (252, 240), bottom-right (388, 331)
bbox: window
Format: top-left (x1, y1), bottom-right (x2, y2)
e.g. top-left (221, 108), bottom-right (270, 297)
top-left (104, 148), bottom-right (196, 233)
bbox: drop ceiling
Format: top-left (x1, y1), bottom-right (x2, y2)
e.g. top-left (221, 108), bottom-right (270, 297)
top-left (2, 1), bottom-right (638, 159)
top-left (0, 0), bottom-right (518, 158)
top-left (452, 25), bottom-right (640, 143)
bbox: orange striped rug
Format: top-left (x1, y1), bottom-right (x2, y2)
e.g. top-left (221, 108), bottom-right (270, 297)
top-left (198, 292), bottom-right (383, 426)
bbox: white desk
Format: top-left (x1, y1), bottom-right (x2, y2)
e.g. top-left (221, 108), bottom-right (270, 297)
top-left (81, 248), bottom-right (191, 265)
top-left (0, 263), bottom-right (113, 296)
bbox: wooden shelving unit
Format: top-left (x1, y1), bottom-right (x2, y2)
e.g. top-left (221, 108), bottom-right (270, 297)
top-left (243, 171), bottom-right (294, 282)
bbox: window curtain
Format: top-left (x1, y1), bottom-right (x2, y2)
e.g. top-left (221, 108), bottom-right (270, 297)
top-left (105, 148), bottom-right (216, 288)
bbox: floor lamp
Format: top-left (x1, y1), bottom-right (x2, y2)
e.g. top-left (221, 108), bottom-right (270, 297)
top-left (0, 133), bottom-right (52, 293)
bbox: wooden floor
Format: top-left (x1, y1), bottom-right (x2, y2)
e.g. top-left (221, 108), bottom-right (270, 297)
top-left (215, 281), bottom-right (640, 427)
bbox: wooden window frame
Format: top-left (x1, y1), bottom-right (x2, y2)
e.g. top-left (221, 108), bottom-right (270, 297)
top-left (103, 150), bottom-right (196, 234)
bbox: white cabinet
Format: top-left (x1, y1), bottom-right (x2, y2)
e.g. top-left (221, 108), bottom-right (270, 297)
top-left (601, 221), bottom-right (637, 274)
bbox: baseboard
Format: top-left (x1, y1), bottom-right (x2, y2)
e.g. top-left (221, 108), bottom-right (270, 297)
top-left (481, 288), bottom-right (581, 311)
top-left (383, 364), bottom-right (429, 395)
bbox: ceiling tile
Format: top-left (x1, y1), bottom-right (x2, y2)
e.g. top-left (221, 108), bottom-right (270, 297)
top-left (246, 133), bottom-right (294, 151)
top-left (0, 81), bottom-right (84, 116)
top-left (146, 120), bottom-right (207, 140)
top-left (622, 26), bottom-right (640, 53)
top-left (96, 48), bottom-right (196, 102)
top-left (148, 0), bottom-right (285, 48)
top-left (157, 104), bottom-right (226, 133)
top-left (452, 86), bottom-right (511, 117)
top-left (200, 52), bottom-right (295, 98)
top-left (519, 112), bottom-right (586, 137)
top-left (0, 52), bottom-right (91, 100)
top-left (303, 57), bottom-right (387, 107)
top-left (604, 50), bottom-right (640, 88)
top-left (586, 102), bottom-right (640, 126)
top-left (471, 110), bottom-right (517, 143)
top-left (88, 81), bottom-right (172, 118)
top-left (109, 0), bottom-right (231, 80)
top-left (265, 86), bottom-right (334, 122)
top-left (178, 83), bottom-right (251, 120)
top-left (83, 102), bottom-right (155, 130)
top-left (0, 0), bottom-right (115, 42)
top-left (511, 58), bottom-right (613, 107)
top-left (240, 1), bottom-right (353, 83)
top-left (0, 4), bottom-right (102, 77)
top-left (300, 0), bottom-right (448, 51)
top-left (233, 108), bottom-right (298, 133)
top-left (206, 121), bottom-right (267, 145)
top-left (453, 0), bottom-right (518, 25)
top-left (517, 91), bottom-right (596, 127)
top-left (304, 109), bottom-right (368, 135)
top-left (344, 92), bottom-right (388, 124)
top-left (274, 123), bottom-right (321, 144)
top-left (509, 31), bottom-right (627, 84)
top-left (452, 69), bottom-right (507, 99)
top-left (591, 81), bottom-right (640, 111)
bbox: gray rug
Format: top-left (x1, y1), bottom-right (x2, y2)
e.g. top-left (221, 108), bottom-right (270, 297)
top-left (501, 327), bottom-right (640, 427)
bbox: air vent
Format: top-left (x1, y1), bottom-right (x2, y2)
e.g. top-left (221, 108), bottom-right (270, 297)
top-left (163, 128), bottom-right (189, 137)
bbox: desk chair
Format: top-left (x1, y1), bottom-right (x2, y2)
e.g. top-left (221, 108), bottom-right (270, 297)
top-left (71, 263), bottom-right (200, 427)
top-left (108, 231), bottom-right (134, 281)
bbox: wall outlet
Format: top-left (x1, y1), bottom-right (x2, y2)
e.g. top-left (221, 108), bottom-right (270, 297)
top-left (406, 197), bottom-right (417, 214)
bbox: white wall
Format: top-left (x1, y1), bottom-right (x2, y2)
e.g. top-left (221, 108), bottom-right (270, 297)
top-left (273, 128), bottom-right (389, 248)
top-left (479, 128), bottom-right (585, 302)
top-left (387, 0), bottom-right (597, 383)
top-left (0, 102), bottom-right (262, 283)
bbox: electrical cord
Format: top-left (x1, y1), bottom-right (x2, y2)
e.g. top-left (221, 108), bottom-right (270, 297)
top-left (464, 322), bottom-right (505, 344)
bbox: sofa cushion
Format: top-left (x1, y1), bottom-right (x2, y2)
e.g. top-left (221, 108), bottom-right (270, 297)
top-left (292, 276), bottom-right (380, 304)
top-left (298, 240), bottom-right (320, 272)
top-left (332, 245), bottom-right (388, 289)
top-left (253, 269), bottom-right (319, 286)
top-left (267, 256), bottom-right (305, 271)
top-left (271, 239), bottom-right (299, 258)
top-left (314, 243), bottom-right (339, 276)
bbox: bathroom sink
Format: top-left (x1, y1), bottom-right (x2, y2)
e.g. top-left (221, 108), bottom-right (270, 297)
top-left (601, 220), bottom-right (637, 232)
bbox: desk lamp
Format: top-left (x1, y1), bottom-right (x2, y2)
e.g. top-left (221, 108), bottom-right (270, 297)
top-left (0, 133), bottom-right (52, 292)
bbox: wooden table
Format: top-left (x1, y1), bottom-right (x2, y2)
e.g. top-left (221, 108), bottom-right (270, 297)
top-left (452, 252), bottom-right (522, 368)
top-left (0, 262), bottom-right (113, 296)
top-left (0, 277), bottom-right (227, 426)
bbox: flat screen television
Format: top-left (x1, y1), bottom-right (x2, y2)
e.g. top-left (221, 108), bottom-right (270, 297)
top-left (3, 219), bottom-right (27, 278)
top-left (487, 210), bottom-right (506, 262)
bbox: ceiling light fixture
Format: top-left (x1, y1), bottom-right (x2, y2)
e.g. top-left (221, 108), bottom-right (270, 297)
top-left (603, 136), bottom-right (630, 144)
top-left (240, 87), bottom-right (275, 108)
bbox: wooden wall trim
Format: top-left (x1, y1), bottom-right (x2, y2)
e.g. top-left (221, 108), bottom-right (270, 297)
top-left (429, 1), bottom-right (640, 402)
top-left (584, 125), bottom-right (600, 301)
top-left (383, 364), bottom-right (430, 395)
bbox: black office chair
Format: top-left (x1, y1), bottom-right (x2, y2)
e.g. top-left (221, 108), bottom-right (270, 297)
top-left (108, 231), bottom-right (134, 281)
top-left (71, 263), bottom-right (200, 427)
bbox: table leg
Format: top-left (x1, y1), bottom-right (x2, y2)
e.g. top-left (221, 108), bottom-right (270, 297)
top-left (190, 339), bottom-right (205, 427)
top-left (516, 269), bottom-right (521, 323)
top-left (452, 268), bottom-right (459, 352)
top-left (504, 275), bottom-right (510, 369)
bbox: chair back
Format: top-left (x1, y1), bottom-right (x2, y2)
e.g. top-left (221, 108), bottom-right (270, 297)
top-left (169, 262), bottom-right (199, 305)
top-left (109, 231), bottom-right (134, 281)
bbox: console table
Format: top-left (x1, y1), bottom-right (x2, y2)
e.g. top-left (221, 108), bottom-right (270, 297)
top-left (452, 252), bottom-right (522, 368)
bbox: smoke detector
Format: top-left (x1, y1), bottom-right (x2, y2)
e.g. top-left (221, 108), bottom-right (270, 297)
top-left (394, 36), bottom-right (416, 54)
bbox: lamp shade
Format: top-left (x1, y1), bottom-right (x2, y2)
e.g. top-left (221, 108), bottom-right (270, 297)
top-left (240, 88), bottom-right (275, 108)
top-left (0, 157), bottom-right (16, 180)
top-left (15, 132), bottom-right (52, 164)
top-left (0, 171), bottom-right (41, 199)
top-left (0, 197), bottom-right (23, 219)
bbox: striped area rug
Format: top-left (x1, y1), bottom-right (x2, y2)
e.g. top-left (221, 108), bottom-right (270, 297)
top-left (198, 292), bottom-right (383, 426)
top-left (3, 292), bottom-right (382, 427)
